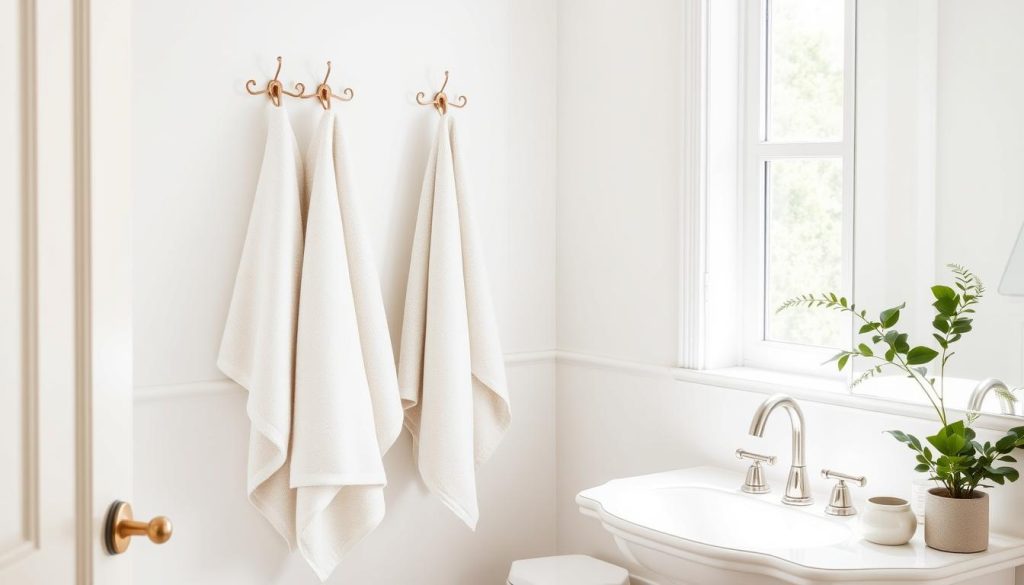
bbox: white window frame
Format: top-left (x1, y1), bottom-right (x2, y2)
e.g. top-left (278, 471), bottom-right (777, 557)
top-left (739, 0), bottom-right (858, 376)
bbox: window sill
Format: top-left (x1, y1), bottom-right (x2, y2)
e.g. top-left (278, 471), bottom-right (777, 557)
top-left (672, 366), bottom-right (1022, 433)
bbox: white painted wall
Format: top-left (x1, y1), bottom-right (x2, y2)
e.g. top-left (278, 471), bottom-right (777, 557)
top-left (556, 0), bottom-right (681, 366)
top-left (130, 0), bottom-right (556, 583)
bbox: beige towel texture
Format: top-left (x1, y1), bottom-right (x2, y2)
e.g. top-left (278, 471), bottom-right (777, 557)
top-left (217, 105), bottom-right (305, 547)
top-left (291, 110), bottom-right (403, 581)
top-left (398, 114), bottom-right (511, 530)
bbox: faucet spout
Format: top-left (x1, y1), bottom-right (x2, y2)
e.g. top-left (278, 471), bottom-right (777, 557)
top-left (748, 393), bottom-right (812, 506)
top-left (967, 378), bottom-right (1017, 416)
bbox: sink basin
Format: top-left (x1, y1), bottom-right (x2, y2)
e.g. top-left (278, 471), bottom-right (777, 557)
top-left (577, 466), bottom-right (1024, 585)
top-left (620, 485), bottom-right (850, 550)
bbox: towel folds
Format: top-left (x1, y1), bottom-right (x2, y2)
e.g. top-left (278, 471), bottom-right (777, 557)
top-left (398, 114), bottom-right (512, 530)
top-left (217, 105), bottom-right (305, 547)
top-left (291, 110), bottom-right (403, 581)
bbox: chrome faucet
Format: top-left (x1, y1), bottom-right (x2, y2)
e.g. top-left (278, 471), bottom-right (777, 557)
top-left (967, 378), bottom-right (1017, 416)
top-left (748, 394), bottom-right (813, 506)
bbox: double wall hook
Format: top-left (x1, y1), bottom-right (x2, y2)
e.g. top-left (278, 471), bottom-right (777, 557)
top-left (299, 61), bottom-right (354, 110)
top-left (416, 70), bottom-right (468, 115)
top-left (245, 56), bottom-right (305, 107)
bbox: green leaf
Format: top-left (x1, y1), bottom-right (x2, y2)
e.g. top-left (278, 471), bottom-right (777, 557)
top-left (859, 323), bottom-right (877, 334)
top-left (886, 430), bottom-right (912, 444)
top-left (880, 303), bottom-right (905, 328)
top-left (931, 285), bottom-right (957, 300)
top-left (858, 343), bottom-right (874, 357)
top-left (990, 467), bottom-right (1020, 482)
top-left (908, 434), bottom-right (922, 449)
top-left (934, 297), bottom-right (959, 317)
top-left (837, 354), bottom-right (849, 371)
top-left (932, 334), bottom-right (949, 349)
top-left (933, 317), bottom-right (950, 334)
top-left (907, 346), bottom-right (939, 365)
top-left (996, 433), bottom-right (1020, 452)
top-left (964, 427), bottom-right (977, 443)
top-left (914, 463), bottom-right (931, 473)
top-left (928, 423), bottom-right (965, 456)
top-left (951, 321), bottom-right (973, 334)
top-left (894, 333), bottom-right (910, 354)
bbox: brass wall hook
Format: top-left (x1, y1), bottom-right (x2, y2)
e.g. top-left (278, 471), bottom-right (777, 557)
top-left (299, 61), bottom-right (354, 110)
top-left (245, 56), bottom-right (305, 107)
top-left (416, 70), bottom-right (468, 115)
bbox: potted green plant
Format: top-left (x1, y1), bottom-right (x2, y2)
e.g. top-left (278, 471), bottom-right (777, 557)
top-left (779, 264), bottom-right (1024, 552)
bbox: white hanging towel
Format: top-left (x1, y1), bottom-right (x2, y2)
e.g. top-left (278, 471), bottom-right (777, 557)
top-left (398, 114), bottom-right (511, 530)
top-left (217, 105), bottom-right (304, 547)
top-left (291, 110), bottom-right (403, 581)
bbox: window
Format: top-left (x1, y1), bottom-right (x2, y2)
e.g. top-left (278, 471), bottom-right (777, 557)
top-left (742, 0), bottom-right (856, 372)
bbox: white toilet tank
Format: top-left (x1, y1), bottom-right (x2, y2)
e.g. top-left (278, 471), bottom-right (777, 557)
top-left (507, 555), bottom-right (630, 585)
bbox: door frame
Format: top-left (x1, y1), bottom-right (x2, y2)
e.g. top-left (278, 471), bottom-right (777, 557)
top-left (73, 0), bottom-right (133, 582)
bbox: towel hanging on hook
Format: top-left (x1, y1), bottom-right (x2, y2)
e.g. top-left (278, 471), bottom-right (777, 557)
top-left (245, 56), bottom-right (305, 107)
top-left (416, 70), bottom-right (468, 115)
top-left (299, 61), bottom-right (354, 110)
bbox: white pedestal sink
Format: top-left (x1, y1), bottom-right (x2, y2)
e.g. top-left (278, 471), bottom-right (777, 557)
top-left (577, 466), bottom-right (1024, 585)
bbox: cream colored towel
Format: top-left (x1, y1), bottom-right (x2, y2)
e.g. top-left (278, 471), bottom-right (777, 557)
top-left (398, 114), bottom-right (511, 530)
top-left (291, 110), bottom-right (403, 581)
top-left (217, 105), bottom-right (304, 547)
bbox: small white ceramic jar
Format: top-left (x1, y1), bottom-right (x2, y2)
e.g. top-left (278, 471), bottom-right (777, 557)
top-left (861, 496), bottom-right (918, 545)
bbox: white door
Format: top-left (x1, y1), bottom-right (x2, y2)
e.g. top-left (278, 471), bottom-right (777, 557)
top-left (2, 0), bottom-right (141, 583)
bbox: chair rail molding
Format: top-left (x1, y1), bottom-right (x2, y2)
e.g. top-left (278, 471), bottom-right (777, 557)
top-left (134, 350), bottom-right (559, 402)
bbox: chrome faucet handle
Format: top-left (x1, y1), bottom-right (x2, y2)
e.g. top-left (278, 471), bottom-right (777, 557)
top-left (737, 449), bottom-right (776, 494)
top-left (821, 469), bottom-right (866, 516)
top-left (737, 449), bottom-right (777, 465)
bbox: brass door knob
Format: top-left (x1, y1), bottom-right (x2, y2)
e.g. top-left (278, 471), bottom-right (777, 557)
top-left (104, 501), bottom-right (173, 555)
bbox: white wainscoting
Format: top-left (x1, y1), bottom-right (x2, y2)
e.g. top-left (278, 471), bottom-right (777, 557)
top-left (132, 355), bottom-right (557, 585)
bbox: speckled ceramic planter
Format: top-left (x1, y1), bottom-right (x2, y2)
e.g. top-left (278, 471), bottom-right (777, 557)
top-left (924, 488), bottom-right (989, 553)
